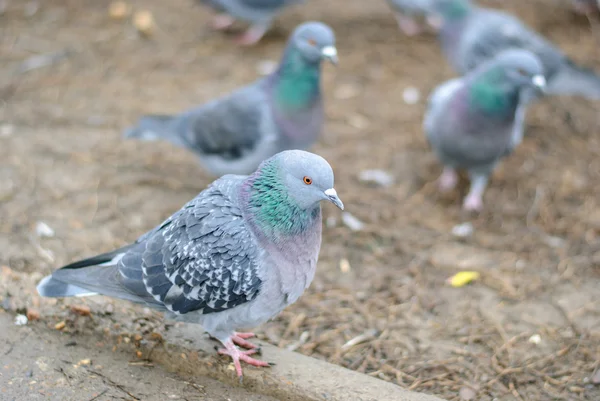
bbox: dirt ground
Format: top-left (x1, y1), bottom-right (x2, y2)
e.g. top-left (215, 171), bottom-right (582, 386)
top-left (1, 0), bottom-right (600, 400)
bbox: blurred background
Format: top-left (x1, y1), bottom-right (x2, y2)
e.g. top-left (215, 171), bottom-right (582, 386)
top-left (1, 0), bottom-right (599, 400)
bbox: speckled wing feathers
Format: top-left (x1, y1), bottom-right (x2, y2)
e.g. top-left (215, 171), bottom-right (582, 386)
top-left (116, 184), bottom-right (262, 316)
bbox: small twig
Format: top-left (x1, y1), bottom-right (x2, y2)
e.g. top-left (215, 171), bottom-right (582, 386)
top-left (551, 299), bottom-right (582, 338)
top-left (86, 369), bottom-right (141, 400)
top-left (87, 389), bottom-right (108, 401)
top-left (341, 329), bottom-right (378, 351)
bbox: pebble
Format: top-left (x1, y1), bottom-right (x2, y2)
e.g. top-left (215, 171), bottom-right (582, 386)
top-left (0, 124), bottom-right (14, 137)
top-left (403, 86), bottom-right (421, 105)
top-left (358, 169), bottom-right (394, 187)
top-left (133, 10), bottom-right (154, 36)
top-left (109, 1), bottom-right (131, 20)
top-left (347, 114), bottom-right (370, 129)
top-left (24, 1), bottom-right (39, 17)
top-left (35, 221), bottom-right (55, 238)
top-left (334, 83), bottom-right (360, 100)
top-left (341, 212), bottom-right (364, 232)
top-left (14, 314), bottom-right (28, 326)
top-left (339, 258), bottom-right (351, 273)
top-left (256, 60), bottom-right (277, 76)
top-left (451, 222), bottom-right (473, 238)
top-left (70, 304), bottom-right (91, 316)
top-left (26, 308), bottom-right (40, 321)
top-left (528, 334), bottom-right (541, 345)
top-left (459, 386), bottom-right (476, 400)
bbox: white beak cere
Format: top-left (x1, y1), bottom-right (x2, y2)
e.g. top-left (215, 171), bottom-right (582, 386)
top-left (532, 74), bottom-right (546, 89)
top-left (324, 188), bottom-right (344, 210)
top-left (321, 46), bottom-right (339, 65)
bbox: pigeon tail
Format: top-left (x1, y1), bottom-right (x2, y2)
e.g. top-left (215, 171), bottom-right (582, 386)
top-left (36, 275), bottom-right (98, 298)
top-left (36, 246), bottom-right (161, 307)
top-left (548, 60), bottom-right (600, 100)
top-left (123, 114), bottom-right (178, 142)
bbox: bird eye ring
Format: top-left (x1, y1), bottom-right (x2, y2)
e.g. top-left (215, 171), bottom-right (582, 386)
top-left (303, 176), bottom-right (312, 185)
top-left (307, 38), bottom-right (317, 46)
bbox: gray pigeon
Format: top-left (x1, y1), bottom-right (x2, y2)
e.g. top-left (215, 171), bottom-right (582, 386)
top-left (386, 0), bottom-right (439, 36)
top-left (570, 0), bottom-right (599, 15)
top-left (37, 150), bottom-right (344, 378)
top-left (198, 0), bottom-right (305, 45)
top-left (432, 0), bottom-right (600, 100)
top-left (424, 49), bottom-right (546, 211)
top-left (124, 21), bottom-right (337, 177)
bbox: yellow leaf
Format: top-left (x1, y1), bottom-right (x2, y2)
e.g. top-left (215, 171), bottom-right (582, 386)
top-left (447, 271), bottom-right (480, 287)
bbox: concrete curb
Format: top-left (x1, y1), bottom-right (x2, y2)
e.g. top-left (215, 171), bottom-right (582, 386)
top-left (137, 324), bottom-right (446, 401)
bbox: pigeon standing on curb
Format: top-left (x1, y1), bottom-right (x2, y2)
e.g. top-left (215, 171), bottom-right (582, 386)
top-left (37, 150), bottom-right (344, 379)
top-left (386, 0), bottom-right (440, 36)
top-left (198, 0), bottom-right (305, 45)
top-left (124, 21), bottom-right (337, 177)
top-left (424, 49), bottom-right (546, 211)
top-left (431, 0), bottom-right (600, 100)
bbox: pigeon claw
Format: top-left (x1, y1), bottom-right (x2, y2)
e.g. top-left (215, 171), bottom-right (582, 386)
top-left (234, 25), bottom-right (268, 46)
top-left (218, 339), bottom-right (271, 379)
top-left (211, 14), bottom-right (235, 30)
top-left (232, 332), bottom-right (259, 349)
top-left (395, 13), bottom-right (422, 36)
top-left (438, 167), bottom-right (458, 192)
top-left (462, 194), bottom-right (483, 212)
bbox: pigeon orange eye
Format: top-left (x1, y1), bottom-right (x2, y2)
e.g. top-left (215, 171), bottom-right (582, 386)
top-left (307, 38), bottom-right (317, 46)
top-left (516, 68), bottom-right (527, 76)
top-left (303, 176), bottom-right (312, 185)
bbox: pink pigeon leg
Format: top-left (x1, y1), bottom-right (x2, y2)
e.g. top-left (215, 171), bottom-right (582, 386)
top-left (235, 23), bottom-right (269, 46)
top-left (232, 332), bottom-right (259, 349)
top-left (426, 14), bottom-right (444, 32)
top-left (395, 13), bottom-right (422, 36)
top-left (211, 13), bottom-right (235, 30)
top-left (438, 167), bottom-right (458, 192)
top-left (218, 339), bottom-right (270, 378)
top-left (463, 174), bottom-right (488, 212)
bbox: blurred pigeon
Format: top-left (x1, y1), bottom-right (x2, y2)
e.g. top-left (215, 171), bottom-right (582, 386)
top-left (37, 150), bottom-right (344, 378)
top-left (424, 49), bottom-right (546, 211)
top-left (570, 0), bottom-right (599, 15)
top-left (432, 0), bottom-right (600, 100)
top-left (198, 0), bottom-right (305, 45)
top-left (386, 0), bottom-right (439, 36)
top-left (124, 21), bottom-right (337, 177)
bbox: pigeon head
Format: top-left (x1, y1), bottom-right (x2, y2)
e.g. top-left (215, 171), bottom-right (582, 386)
top-left (469, 49), bottom-right (546, 114)
top-left (432, 0), bottom-right (472, 20)
top-left (245, 150), bottom-right (343, 236)
top-left (288, 22), bottom-right (337, 65)
top-left (274, 150), bottom-right (343, 211)
top-left (477, 49), bottom-right (546, 92)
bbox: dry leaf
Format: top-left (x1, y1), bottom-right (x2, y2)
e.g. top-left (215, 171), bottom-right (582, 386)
top-left (447, 271), bottom-right (480, 287)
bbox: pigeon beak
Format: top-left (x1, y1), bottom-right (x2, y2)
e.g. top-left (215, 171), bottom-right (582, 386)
top-left (324, 188), bottom-right (344, 210)
top-left (321, 46), bottom-right (338, 65)
top-left (531, 74), bottom-right (546, 93)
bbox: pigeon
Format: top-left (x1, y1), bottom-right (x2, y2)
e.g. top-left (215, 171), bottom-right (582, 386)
top-left (386, 0), bottom-right (440, 36)
top-left (37, 150), bottom-right (344, 379)
top-left (570, 0), bottom-right (599, 15)
top-left (198, 0), bottom-right (305, 45)
top-left (431, 0), bottom-right (600, 100)
top-left (423, 49), bottom-right (546, 211)
top-left (124, 21), bottom-right (337, 177)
